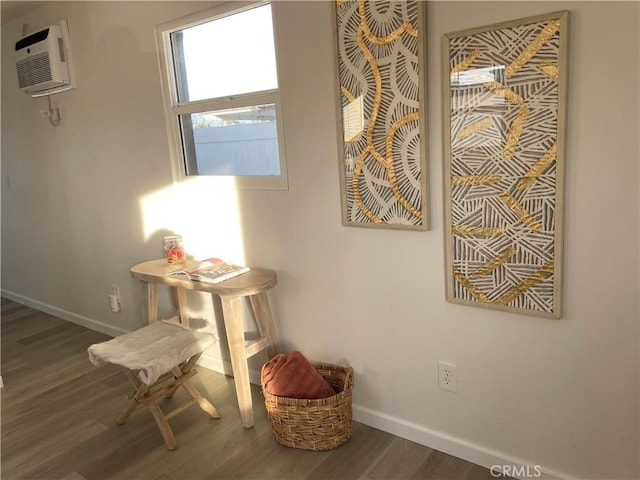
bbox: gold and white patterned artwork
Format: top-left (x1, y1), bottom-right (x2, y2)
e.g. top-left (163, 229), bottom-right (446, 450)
top-left (443, 11), bottom-right (568, 318)
top-left (335, 0), bottom-right (427, 230)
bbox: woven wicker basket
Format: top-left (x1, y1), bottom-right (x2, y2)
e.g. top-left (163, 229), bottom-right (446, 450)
top-left (261, 362), bottom-right (354, 451)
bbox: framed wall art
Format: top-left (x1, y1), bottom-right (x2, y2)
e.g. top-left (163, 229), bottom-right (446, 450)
top-left (443, 11), bottom-right (569, 318)
top-left (334, 0), bottom-right (428, 230)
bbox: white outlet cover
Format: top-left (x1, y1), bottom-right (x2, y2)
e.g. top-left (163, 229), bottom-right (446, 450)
top-left (438, 361), bottom-right (458, 393)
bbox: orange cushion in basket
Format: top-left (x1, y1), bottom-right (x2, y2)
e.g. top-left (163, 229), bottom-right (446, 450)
top-left (263, 351), bottom-right (336, 399)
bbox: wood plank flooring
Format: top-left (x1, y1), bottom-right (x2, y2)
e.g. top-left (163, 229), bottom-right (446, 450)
top-left (1, 298), bottom-right (497, 480)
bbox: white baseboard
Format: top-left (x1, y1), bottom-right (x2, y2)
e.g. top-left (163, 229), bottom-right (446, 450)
top-left (1, 290), bottom-right (129, 338)
top-left (198, 352), bottom-right (263, 385)
top-left (2, 291), bottom-right (575, 480)
top-left (352, 404), bottom-right (575, 480)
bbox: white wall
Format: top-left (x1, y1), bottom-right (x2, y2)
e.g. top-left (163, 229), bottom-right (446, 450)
top-left (2, 2), bottom-right (638, 479)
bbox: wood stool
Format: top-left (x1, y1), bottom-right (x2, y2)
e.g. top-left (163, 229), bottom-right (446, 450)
top-left (88, 320), bottom-right (220, 450)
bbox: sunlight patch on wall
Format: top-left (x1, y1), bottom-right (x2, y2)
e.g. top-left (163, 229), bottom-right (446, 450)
top-left (139, 179), bottom-right (246, 263)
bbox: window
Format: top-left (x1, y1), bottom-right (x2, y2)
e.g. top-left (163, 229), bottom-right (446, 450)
top-left (157, 2), bottom-right (287, 189)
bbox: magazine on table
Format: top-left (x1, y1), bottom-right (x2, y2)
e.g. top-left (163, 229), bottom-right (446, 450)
top-left (169, 258), bottom-right (250, 284)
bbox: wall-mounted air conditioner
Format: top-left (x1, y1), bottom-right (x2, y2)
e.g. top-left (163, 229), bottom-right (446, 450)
top-left (15, 20), bottom-right (74, 97)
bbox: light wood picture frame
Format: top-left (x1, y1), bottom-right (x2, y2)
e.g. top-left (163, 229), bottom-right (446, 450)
top-left (443, 11), bottom-right (569, 318)
top-left (334, 0), bottom-right (428, 230)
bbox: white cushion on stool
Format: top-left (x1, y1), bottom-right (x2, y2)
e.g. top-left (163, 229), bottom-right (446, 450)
top-left (88, 321), bottom-right (216, 385)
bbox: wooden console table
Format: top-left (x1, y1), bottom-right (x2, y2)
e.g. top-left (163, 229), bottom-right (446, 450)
top-left (130, 258), bottom-right (278, 428)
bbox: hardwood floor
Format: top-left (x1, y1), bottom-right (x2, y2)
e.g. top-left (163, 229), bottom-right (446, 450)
top-left (1, 298), bottom-right (496, 480)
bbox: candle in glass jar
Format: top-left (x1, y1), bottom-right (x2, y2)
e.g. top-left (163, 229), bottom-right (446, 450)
top-left (163, 235), bottom-right (186, 264)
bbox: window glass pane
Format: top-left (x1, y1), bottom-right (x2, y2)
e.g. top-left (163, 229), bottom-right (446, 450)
top-left (171, 4), bottom-right (278, 102)
top-left (180, 104), bottom-right (281, 176)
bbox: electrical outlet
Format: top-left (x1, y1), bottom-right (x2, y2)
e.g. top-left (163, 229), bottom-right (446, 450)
top-left (438, 361), bottom-right (457, 392)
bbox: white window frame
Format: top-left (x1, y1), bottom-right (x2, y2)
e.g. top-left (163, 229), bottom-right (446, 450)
top-left (155, 1), bottom-right (288, 190)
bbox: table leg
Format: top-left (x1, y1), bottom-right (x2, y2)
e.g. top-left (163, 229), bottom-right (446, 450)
top-left (142, 283), bottom-right (158, 324)
top-left (175, 287), bottom-right (189, 327)
top-left (249, 292), bottom-right (278, 358)
top-left (220, 295), bottom-right (254, 428)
